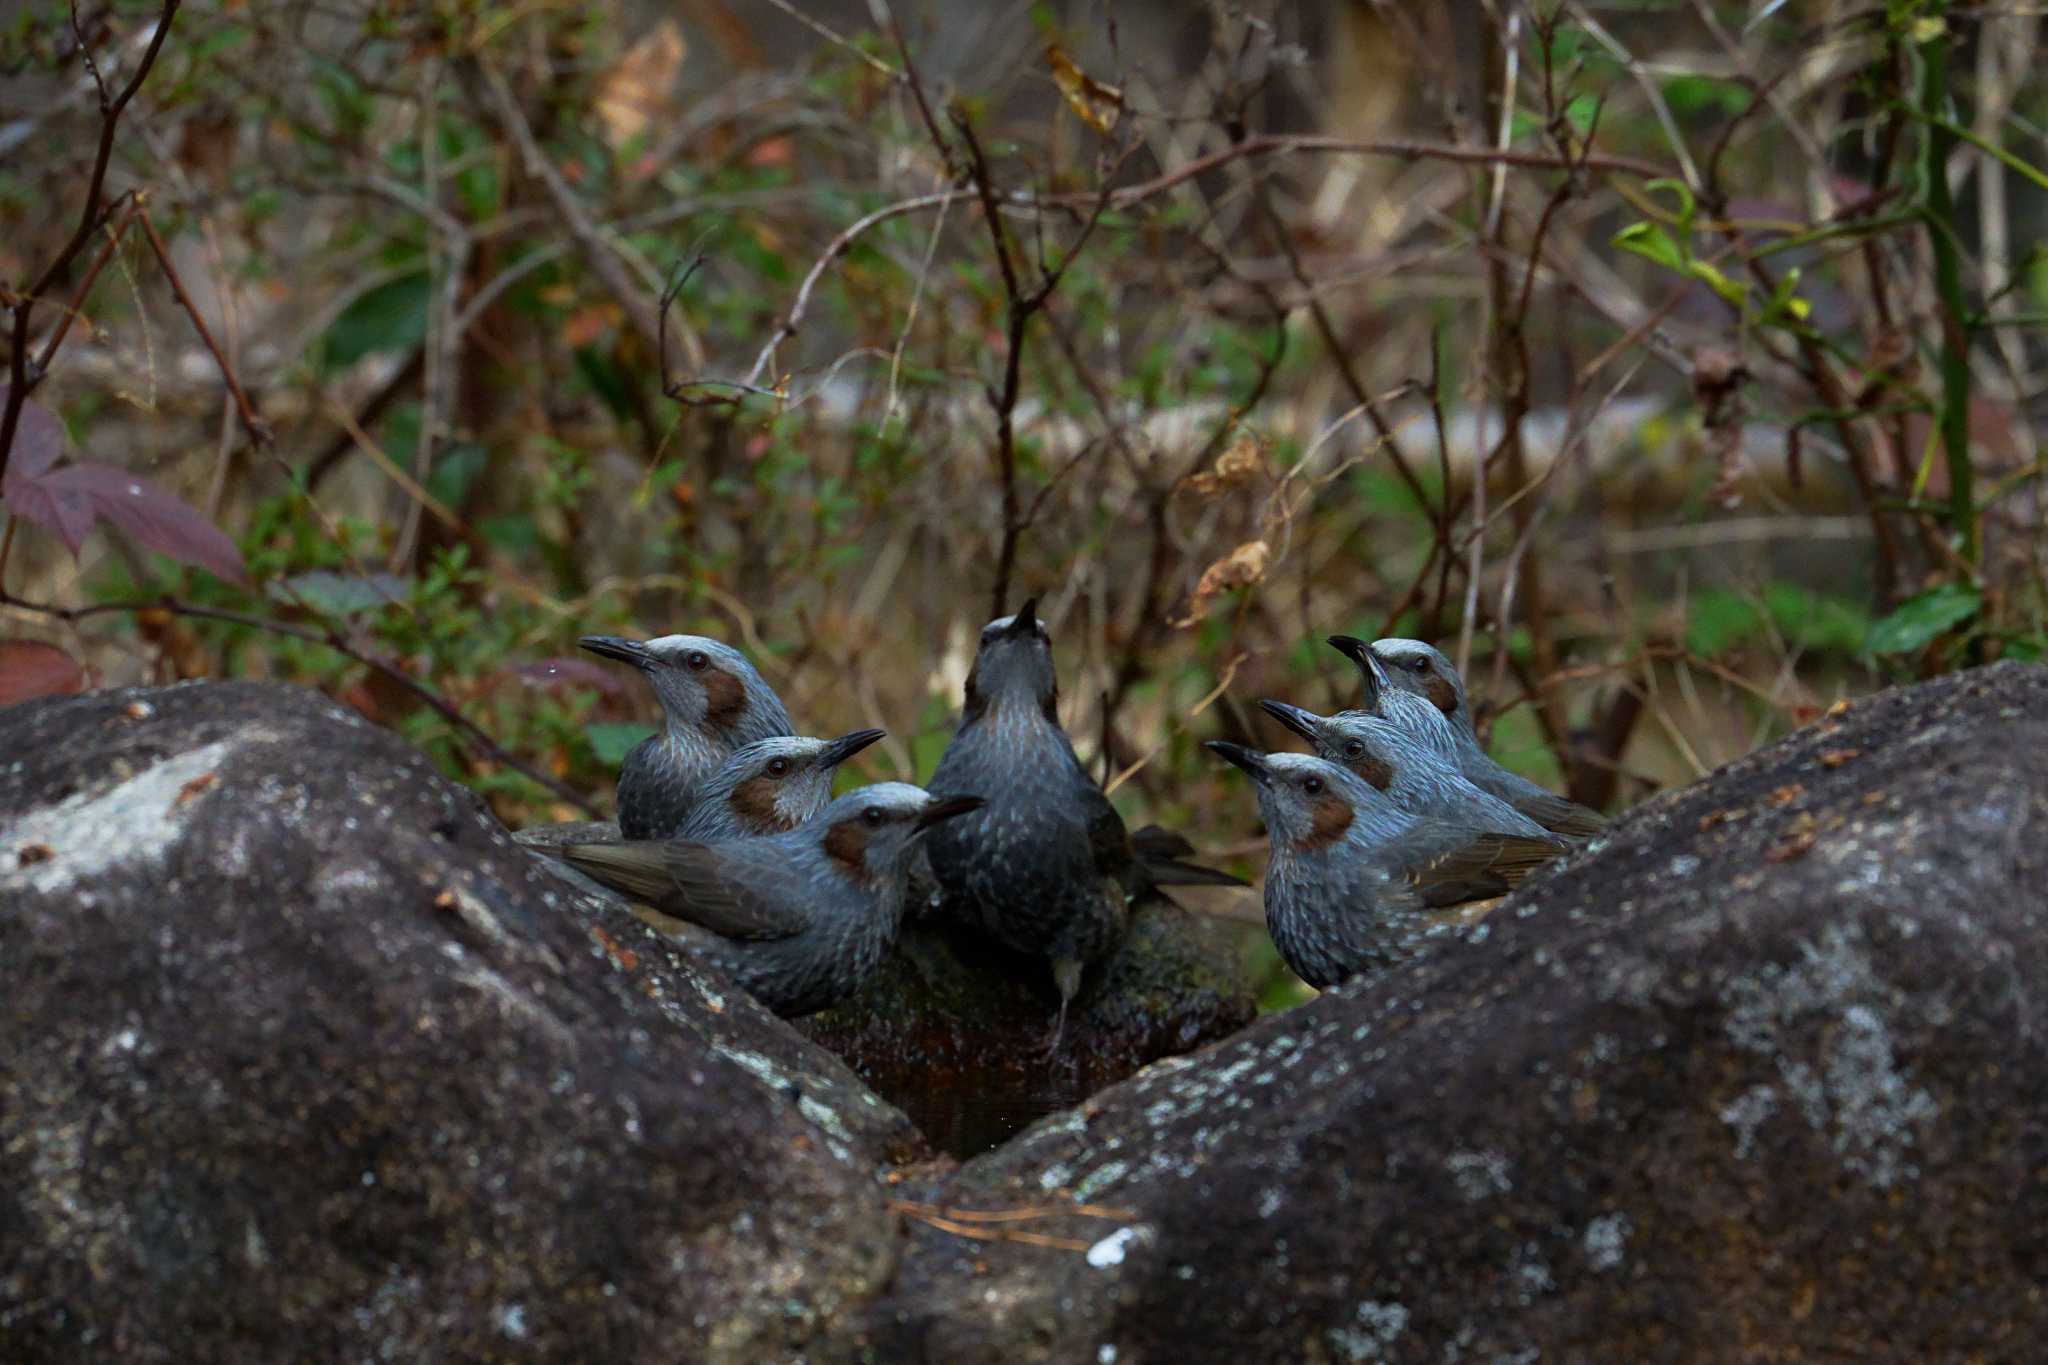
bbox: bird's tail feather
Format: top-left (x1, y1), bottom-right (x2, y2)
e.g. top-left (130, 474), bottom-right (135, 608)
top-left (1129, 824), bottom-right (1248, 888)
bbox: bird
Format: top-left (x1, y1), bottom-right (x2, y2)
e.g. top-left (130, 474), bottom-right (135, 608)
top-left (579, 633), bottom-right (795, 839)
top-left (552, 784), bottom-right (985, 1017)
top-left (1205, 743), bottom-right (1566, 989)
top-left (1326, 634), bottom-right (1606, 839)
top-left (675, 728), bottom-right (887, 841)
top-left (1255, 698), bottom-right (1552, 838)
top-left (924, 598), bottom-right (1241, 1045)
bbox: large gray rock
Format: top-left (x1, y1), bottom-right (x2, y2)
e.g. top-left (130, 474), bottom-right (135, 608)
top-left (12, 664), bottom-right (2048, 1363)
top-left (866, 661), bottom-right (2048, 1361)
top-left (0, 681), bottom-right (917, 1362)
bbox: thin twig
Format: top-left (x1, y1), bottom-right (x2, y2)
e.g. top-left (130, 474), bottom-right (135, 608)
top-left (134, 209), bottom-right (272, 447)
top-left (0, 589), bottom-right (599, 815)
top-left (0, 0), bottom-right (181, 486)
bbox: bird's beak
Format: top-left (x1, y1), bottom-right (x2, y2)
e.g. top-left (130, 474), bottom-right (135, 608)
top-left (1325, 634), bottom-right (1384, 709)
top-left (1005, 596), bottom-right (1041, 637)
top-left (579, 635), bottom-right (654, 669)
top-left (915, 793), bottom-right (987, 830)
top-left (819, 727), bottom-right (887, 767)
top-left (1205, 740), bottom-right (1272, 786)
top-left (1257, 698), bottom-right (1324, 745)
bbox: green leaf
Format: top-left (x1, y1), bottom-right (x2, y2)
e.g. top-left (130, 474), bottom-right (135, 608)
top-left (1763, 583), bottom-right (1870, 655)
top-left (1659, 74), bottom-right (1751, 118)
top-left (585, 722), bottom-right (655, 766)
top-left (1613, 221), bottom-right (1685, 271)
top-left (268, 571), bottom-right (410, 616)
top-left (1686, 588), bottom-right (1763, 656)
top-left (1865, 583), bottom-right (1980, 655)
top-left (1688, 259), bottom-right (1749, 306)
top-left (2004, 636), bottom-right (2045, 663)
top-left (321, 273), bottom-right (428, 370)
top-left (429, 442), bottom-right (491, 508)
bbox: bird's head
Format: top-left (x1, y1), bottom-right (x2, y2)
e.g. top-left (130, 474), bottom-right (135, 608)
top-left (1367, 637), bottom-right (1468, 724)
top-left (1257, 699), bottom-right (1395, 792)
top-left (580, 633), bottom-right (785, 740)
top-left (708, 728), bottom-right (887, 835)
top-left (1207, 743), bottom-right (1377, 854)
top-left (963, 597), bottom-right (1059, 722)
top-left (818, 783), bottom-right (986, 883)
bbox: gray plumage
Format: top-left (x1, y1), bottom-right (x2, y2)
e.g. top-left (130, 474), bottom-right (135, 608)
top-left (675, 729), bottom-right (885, 842)
top-left (1328, 635), bottom-right (1606, 840)
top-left (1207, 744), bottom-right (1567, 990)
top-left (1257, 698), bottom-right (1550, 837)
top-left (580, 633), bottom-right (795, 839)
top-left (555, 783), bottom-right (983, 1017)
top-left (925, 599), bottom-right (1238, 1042)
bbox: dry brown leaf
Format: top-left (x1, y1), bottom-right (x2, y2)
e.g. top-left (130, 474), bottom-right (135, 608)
top-left (1171, 540), bottom-right (1269, 627)
top-left (1045, 42), bottom-right (1123, 137)
top-left (595, 21), bottom-right (686, 149)
top-left (1185, 430), bottom-right (1267, 497)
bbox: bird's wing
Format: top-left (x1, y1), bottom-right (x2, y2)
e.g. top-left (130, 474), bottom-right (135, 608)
top-left (556, 841), bottom-right (808, 940)
top-left (1402, 826), bottom-right (1570, 908)
top-left (1512, 791), bottom-right (1607, 839)
top-left (1077, 775), bottom-right (1134, 881)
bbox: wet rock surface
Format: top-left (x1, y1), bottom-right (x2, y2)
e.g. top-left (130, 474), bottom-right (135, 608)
top-left (0, 681), bottom-right (916, 1362)
top-left (863, 661), bottom-right (2048, 1362)
top-left (9, 664), bottom-right (2048, 1362)
top-left (799, 903), bottom-right (1259, 1159)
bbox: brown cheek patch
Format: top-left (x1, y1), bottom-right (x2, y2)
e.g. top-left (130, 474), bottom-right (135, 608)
top-left (702, 666), bottom-right (747, 730)
top-left (1424, 673), bottom-right (1459, 718)
top-left (1292, 794), bottom-right (1355, 852)
top-left (729, 774), bottom-right (793, 832)
top-left (1346, 753), bottom-right (1393, 791)
top-left (823, 820), bottom-right (872, 878)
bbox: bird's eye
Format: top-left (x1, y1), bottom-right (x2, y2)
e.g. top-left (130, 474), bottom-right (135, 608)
top-left (863, 806), bottom-right (885, 827)
top-left (1343, 740), bottom-right (1364, 759)
top-left (1303, 776), bottom-right (1324, 795)
top-left (1407, 657), bottom-right (1429, 674)
top-left (686, 650), bottom-right (710, 670)
top-left (767, 758), bottom-right (790, 777)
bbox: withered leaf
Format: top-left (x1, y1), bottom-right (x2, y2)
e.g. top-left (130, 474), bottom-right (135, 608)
top-left (1045, 42), bottom-right (1123, 137)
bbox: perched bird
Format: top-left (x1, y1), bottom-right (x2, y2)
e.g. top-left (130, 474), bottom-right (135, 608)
top-left (580, 634), bottom-right (795, 839)
top-left (1256, 698), bottom-right (1550, 838)
top-left (925, 599), bottom-right (1239, 1044)
top-left (676, 728), bottom-right (887, 841)
top-left (1327, 635), bottom-right (1606, 840)
top-left (555, 784), bottom-right (984, 1017)
top-left (1206, 743), bottom-right (1566, 989)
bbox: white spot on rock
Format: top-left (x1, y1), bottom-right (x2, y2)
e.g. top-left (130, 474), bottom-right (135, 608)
top-left (1445, 1150), bottom-right (1512, 1201)
top-left (1085, 1225), bottom-right (1148, 1269)
top-left (1584, 1212), bottom-right (1631, 1270)
top-left (1327, 1300), bottom-right (1408, 1360)
top-left (0, 737), bottom-right (246, 897)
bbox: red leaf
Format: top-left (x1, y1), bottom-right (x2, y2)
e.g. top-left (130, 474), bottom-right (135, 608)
top-left (0, 639), bottom-right (86, 706)
top-left (0, 387), bottom-right (246, 583)
top-left (43, 463), bottom-right (248, 584)
top-left (0, 388), bottom-right (65, 479)
top-left (1, 390), bottom-right (94, 553)
top-left (508, 656), bottom-right (630, 695)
